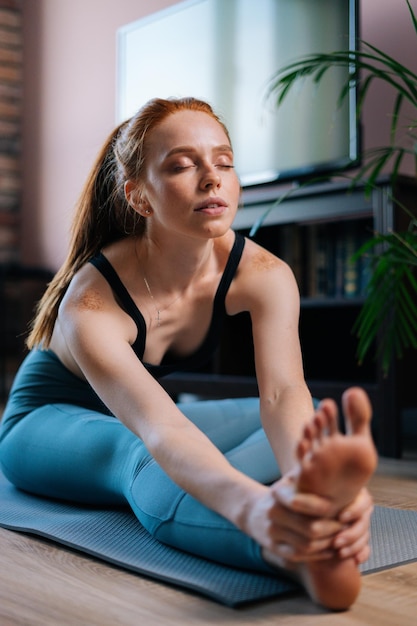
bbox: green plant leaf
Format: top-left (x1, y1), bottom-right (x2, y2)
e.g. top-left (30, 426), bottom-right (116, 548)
top-left (406, 0), bottom-right (417, 34)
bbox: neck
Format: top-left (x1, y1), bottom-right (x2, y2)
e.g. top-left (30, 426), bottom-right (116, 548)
top-left (137, 234), bottom-right (215, 292)
top-left (135, 234), bottom-right (217, 329)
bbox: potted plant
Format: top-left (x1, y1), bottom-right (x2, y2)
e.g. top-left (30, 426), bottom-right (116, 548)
top-left (264, 0), bottom-right (417, 376)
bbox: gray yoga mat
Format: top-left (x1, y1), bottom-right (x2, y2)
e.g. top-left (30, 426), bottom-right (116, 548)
top-left (0, 469), bottom-right (416, 607)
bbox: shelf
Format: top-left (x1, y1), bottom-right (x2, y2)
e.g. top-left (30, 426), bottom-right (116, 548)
top-left (300, 297), bottom-right (366, 308)
top-left (234, 179), bottom-right (374, 231)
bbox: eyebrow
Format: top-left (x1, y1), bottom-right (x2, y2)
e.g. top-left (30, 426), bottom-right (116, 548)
top-left (165, 144), bottom-right (233, 158)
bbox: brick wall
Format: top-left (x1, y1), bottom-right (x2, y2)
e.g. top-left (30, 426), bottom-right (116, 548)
top-left (0, 0), bottom-right (21, 264)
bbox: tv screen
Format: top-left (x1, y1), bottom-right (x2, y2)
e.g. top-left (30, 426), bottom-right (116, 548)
top-left (117, 0), bottom-right (360, 188)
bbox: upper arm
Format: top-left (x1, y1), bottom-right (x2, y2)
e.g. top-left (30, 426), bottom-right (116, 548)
top-left (57, 267), bottom-right (178, 439)
top-left (232, 242), bottom-right (305, 399)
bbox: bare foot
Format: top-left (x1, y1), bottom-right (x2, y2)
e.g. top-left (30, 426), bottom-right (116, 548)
top-left (268, 387), bottom-right (377, 610)
top-left (296, 387), bottom-right (377, 610)
top-left (297, 387), bottom-right (377, 515)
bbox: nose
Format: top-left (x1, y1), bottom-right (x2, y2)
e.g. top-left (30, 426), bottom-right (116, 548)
top-left (200, 164), bottom-right (221, 190)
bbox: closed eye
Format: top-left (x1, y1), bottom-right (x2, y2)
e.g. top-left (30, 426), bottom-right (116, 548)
top-left (173, 164), bottom-right (196, 172)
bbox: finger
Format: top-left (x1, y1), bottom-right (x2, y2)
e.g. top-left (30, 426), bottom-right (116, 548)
top-left (269, 505), bottom-right (344, 543)
top-left (334, 503), bottom-right (373, 551)
top-left (339, 488), bottom-right (374, 523)
top-left (294, 550), bottom-right (336, 563)
top-left (268, 519), bottom-right (341, 560)
top-left (273, 484), bottom-right (334, 518)
top-left (289, 492), bottom-right (335, 517)
top-left (337, 528), bottom-right (370, 560)
top-left (333, 515), bottom-right (371, 560)
top-left (273, 541), bottom-right (337, 563)
top-left (354, 544), bottom-right (371, 565)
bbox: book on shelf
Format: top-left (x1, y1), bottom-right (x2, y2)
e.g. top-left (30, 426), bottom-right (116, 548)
top-left (252, 218), bottom-right (372, 300)
top-left (296, 220), bottom-right (371, 299)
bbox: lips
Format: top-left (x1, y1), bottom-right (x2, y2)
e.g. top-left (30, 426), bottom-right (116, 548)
top-left (194, 197), bottom-right (227, 211)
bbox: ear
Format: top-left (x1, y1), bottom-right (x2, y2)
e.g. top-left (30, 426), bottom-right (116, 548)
top-left (124, 180), bottom-right (152, 216)
top-left (124, 179), bottom-right (141, 210)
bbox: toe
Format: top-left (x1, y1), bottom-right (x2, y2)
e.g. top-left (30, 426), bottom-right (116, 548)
top-left (342, 387), bottom-right (372, 436)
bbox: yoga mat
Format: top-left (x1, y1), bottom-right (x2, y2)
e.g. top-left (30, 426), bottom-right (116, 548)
top-left (0, 469), bottom-right (416, 607)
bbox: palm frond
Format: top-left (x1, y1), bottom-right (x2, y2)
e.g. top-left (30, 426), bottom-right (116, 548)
top-left (353, 231), bottom-right (417, 374)
top-left (406, 0), bottom-right (417, 34)
top-left (267, 47), bottom-right (417, 113)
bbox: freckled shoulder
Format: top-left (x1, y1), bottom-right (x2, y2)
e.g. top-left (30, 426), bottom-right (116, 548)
top-left (74, 288), bottom-right (104, 312)
top-left (243, 239), bottom-right (281, 273)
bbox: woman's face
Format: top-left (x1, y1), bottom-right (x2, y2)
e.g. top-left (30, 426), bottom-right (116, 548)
top-left (139, 110), bottom-right (241, 239)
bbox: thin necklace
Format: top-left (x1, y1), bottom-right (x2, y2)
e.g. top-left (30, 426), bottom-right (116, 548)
top-left (135, 236), bottom-right (184, 327)
top-left (142, 274), bottom-right (183, 327)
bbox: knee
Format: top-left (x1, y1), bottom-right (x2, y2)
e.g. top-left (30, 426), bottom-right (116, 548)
top-left (0, 429), bottom-right (28, 489)
top-left (127, 459), bottom-right (186, 536)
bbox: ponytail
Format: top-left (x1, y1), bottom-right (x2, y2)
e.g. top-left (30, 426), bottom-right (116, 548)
top-left (26, 121), bottom-right (142, 349)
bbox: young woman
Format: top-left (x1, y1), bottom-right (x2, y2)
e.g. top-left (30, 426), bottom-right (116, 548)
top-left (0, 97), bottom-right (376, 610)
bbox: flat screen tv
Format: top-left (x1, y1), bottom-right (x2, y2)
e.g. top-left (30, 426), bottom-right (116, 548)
top-left (117, 0), bottom-right (360, 189)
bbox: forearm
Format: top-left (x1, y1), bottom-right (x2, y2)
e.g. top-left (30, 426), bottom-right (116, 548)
top-left (260, 382), bottom-right (315, 474)
top-left (143, 413), bottom-right (268, 530)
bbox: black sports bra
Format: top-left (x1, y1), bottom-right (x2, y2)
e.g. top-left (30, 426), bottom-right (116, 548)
top-left (89, 233), bottom-right (246, 379)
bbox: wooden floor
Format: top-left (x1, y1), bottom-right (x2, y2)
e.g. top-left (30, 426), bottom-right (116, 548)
top-left (0, 454), bottom-right (415, 626)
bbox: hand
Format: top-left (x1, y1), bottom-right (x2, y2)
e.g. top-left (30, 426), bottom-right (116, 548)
top-left (270, 476), bottom-right (374, 565)
top-left (244, 474), bottom-right (345, 564)
top-left (333, 487), bottom-right (374, 564)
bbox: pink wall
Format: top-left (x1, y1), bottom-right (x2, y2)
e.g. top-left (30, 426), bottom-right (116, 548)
top-left (360, 0), bottom-right (417, 173)
top-left (21, 0), bottom-right (417, 270)
top-left (21, 0), bottom-right (177, 268)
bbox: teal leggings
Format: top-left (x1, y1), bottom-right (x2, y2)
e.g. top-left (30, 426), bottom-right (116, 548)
top-left (0, 351), bottom-right (280, 572)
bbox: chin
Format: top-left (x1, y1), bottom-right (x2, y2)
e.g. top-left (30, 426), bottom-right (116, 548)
top-left (202, 221), bottom-right (233, 239)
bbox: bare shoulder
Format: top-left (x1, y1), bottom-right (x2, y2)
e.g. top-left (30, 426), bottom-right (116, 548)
top-left (53, 258), bottom-right (137, 362)
top-left (59, 259), bottom-right (133, 340)
top-left (240, 236), bottom-right (294, 281)
top-left (62, 237), bottom-right (136, 315)
top-left (228, 236), bottom-right (299, 315)
top-left (61, 263), bottom-right (111, 314)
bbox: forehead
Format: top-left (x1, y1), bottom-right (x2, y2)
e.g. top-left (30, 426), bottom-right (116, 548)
top-left (147, 110), bottom-right (231, 155)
